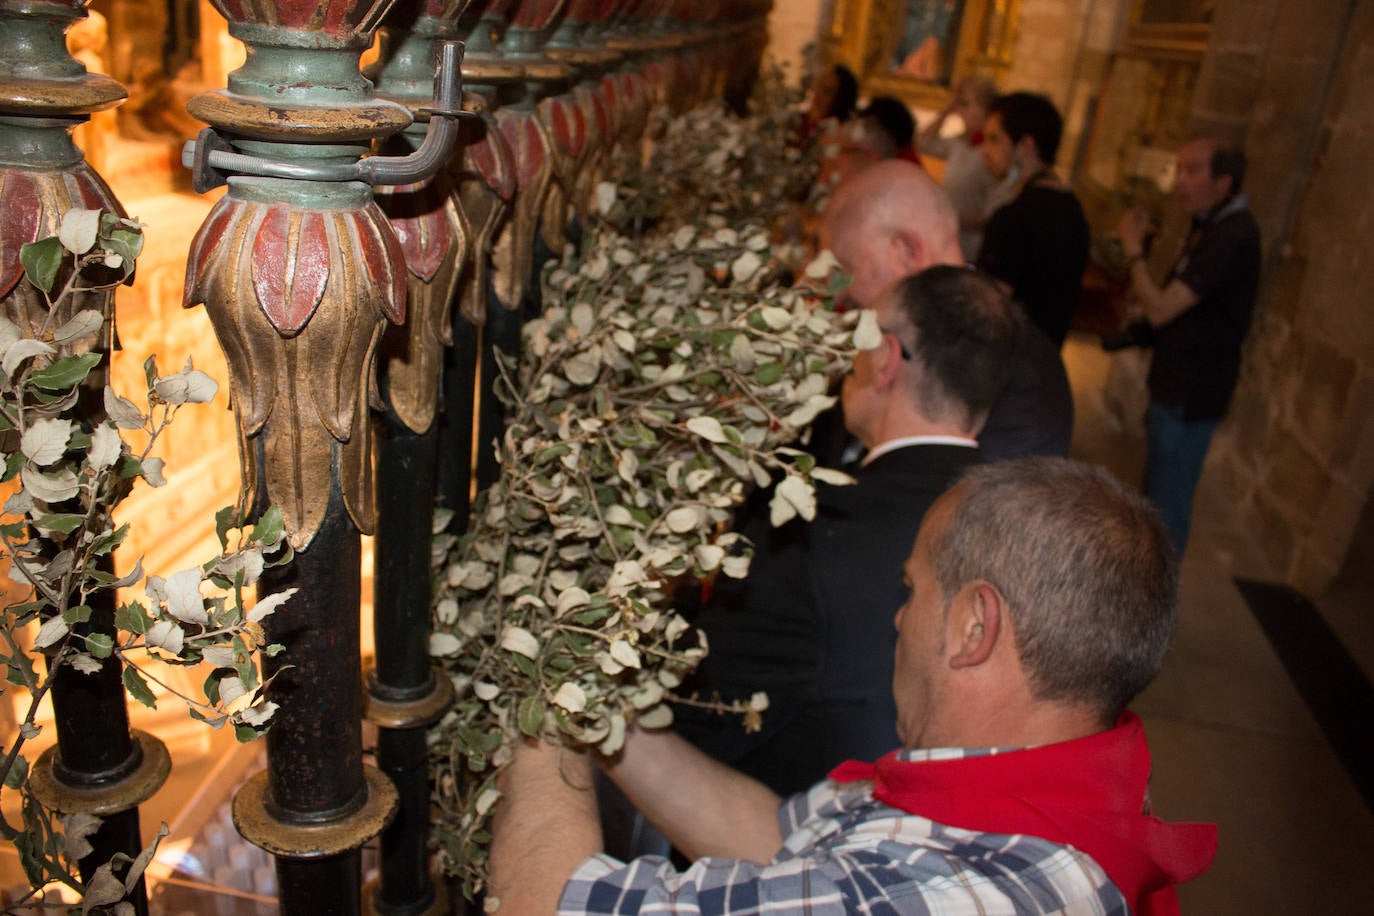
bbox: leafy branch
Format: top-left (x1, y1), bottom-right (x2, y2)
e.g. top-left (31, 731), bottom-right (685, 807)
top-left (0, 208), bottom-right (290, 910)
top-left (428, 68), bottom-right (867, 898)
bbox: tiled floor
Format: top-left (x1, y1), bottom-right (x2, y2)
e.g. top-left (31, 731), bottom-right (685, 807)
top-left (1063, 336), bottom-right (1374, 914)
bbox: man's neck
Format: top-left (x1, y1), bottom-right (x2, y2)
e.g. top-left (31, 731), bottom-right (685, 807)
top-left (918, 698), bottom-right (1104, 752)
top-left (865, 413), bottom-right (976, 452)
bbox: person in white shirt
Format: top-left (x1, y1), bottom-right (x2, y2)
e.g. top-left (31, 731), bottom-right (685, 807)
top-left (917, 75), bottom-right (1018, 261)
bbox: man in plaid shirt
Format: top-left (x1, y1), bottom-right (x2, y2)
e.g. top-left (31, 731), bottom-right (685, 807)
top-left (489, 458), bottom-right (1218, 915)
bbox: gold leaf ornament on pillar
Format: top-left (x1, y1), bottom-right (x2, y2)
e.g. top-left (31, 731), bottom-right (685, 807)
top-left (183, 188), bottom-right (406, 550)
top-left (0, 168), bottom-right (126, 353)
top-left (375, 170), bottom-right (469, 434)
top-left (489, 107), bottom-right (553, 310)
top-left (454, 117), bottom-right (517, 325)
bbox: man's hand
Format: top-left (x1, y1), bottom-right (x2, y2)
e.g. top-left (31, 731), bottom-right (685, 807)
top-left (1116, 206), bottom-right (1198, 326)
top-left (489, 739), bottom-right (602, 915)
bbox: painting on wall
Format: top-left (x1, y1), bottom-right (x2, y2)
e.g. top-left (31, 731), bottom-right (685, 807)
top-left (824, 0), bottom-right (1018, 108)
top-left (889, 0), bottom-right (967, 85)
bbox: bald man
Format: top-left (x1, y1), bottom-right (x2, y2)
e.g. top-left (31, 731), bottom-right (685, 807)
top-left (824, 160), bottom-right (1073, 461)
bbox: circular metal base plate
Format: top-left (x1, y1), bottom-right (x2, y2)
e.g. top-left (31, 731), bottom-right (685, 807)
top-left (233, 764), bottom-right (399, 859)
top-left (363, 665), bottom-right (455, 730)
top-left (29, 730), bottom-right (171, 816)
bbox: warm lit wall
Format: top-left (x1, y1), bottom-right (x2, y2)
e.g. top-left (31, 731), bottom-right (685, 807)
top-left (766, 0), bottom-right (825, 81)
top-left (1001, 0), bottom-right (1130, 176)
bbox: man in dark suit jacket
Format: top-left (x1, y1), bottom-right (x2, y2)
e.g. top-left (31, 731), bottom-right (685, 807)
top-left (823, 160), bottom-right (1072, 463)
top-left (676, 266), bottom-right (1020, 796)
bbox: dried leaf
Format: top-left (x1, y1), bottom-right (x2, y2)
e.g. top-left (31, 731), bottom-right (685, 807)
top-left (53, 310), bottom-right (105, 344)
top-left (499, 626), bottom-right (540, 659)
top-left (146, 620), bottom-right (185, 655)
top-left (88, 423), bottom-right (123, 471)
top-left (58, 207), bottom-right (101, 255)
top-left (21, 466), bottom-right (79, 503)
top-left (163, 567), bottom-right (208, 624)
top-left (685, 416), bottom-right (726, 443)
top-left (853, 309), bottom-right (883, 350)
top-left (608, 639), bottom-right (641, 670)
top-left (20, 417), bottom-right (72, 466)
top-left (34, 615), bottom-right (68, 649)
top-left (552, 682), bottom-right (586, 713)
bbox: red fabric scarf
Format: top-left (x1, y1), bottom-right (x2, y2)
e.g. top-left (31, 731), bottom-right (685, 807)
top-left (828, 713), bottom-right (1216, 915)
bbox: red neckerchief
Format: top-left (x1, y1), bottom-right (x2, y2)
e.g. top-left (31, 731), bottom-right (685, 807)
top-left (828, 713), bottom-right (1216, 915)
top-left (968, 129), bottom-right (985, 147)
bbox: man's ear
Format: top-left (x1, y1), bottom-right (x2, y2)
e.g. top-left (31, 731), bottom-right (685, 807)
top-left (890, 227), bottom-right (926, 273)
top-left (874, 331), bottom-right (908, 387)
top-left (947, 582), bottom-right (1006, 669)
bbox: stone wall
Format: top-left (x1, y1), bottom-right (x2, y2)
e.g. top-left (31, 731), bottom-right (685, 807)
top-left (1000, 0), bottom-right (1134, 176)
top-left (1195, 0), bottom-right (1372, 594)
top-left (1003, 0), bottom-right (1086, 106)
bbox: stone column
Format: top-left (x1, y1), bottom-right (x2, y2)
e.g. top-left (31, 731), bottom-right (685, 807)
top-left (1198, 0), bottom-right (1372, 593)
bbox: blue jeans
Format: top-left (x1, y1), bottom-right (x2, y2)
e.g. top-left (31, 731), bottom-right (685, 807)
top-left (1145, 400), bottom-right (1219, 557)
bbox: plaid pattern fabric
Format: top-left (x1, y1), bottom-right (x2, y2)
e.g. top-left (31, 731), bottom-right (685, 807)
top-left (559, 748), bottom-right (1130, 915)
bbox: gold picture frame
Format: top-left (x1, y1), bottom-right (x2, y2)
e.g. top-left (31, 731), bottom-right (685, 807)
top-left (825, 0), bottom-right (1020, 109)
top-left (1120, 0), bottom-right (1211, 61)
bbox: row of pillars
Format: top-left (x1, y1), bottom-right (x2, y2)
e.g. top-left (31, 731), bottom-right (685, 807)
top-left (0, 0), bottom-right (770, 913)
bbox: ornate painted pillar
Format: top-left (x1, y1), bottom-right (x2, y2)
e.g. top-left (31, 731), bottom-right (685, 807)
top-left (723, 0), bottom-right (772, 111)
top-left (179, 1), bottom-right (463, 911)
top-left (488, 0), bottom-right (565, 314)
top-left (604, 0), bottom-right (661, 153)
top-left (0, 2), bottom-right (168, 911)
top-left (546, 0), bottom-right (621, 222)
top-left (365, 3), bottom-right (471, 914)
top-left (435, 1), bottom-right (520, 515)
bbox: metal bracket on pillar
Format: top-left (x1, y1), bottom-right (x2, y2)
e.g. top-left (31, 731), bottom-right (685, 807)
top-left (182, 41), bottom-right (472, 193)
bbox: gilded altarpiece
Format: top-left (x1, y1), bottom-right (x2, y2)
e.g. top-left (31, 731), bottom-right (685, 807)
top-left (823, 0), bottom-right (1019, 107)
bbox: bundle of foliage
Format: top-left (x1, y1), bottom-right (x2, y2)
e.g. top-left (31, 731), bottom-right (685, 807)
top-left (602, 63), bottom-right (818, 241)
top-left (428, 75), bottom-right (872, 896)
top-left (1, 209), bottom-right (284, 910)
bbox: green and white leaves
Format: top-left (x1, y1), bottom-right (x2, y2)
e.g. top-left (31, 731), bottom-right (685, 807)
top-left (0, 206), bottom-right (283, 912)
top-left (428, 69), bottom-right (857, 897)
top-left (58, 208), bottom-right (103, 256)
top-left (20, 418), bottom-right (73, 466)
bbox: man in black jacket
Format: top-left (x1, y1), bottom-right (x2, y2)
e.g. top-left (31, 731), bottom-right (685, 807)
top-left (675, 265), bottom-right (1019, 796)
top-left (977, 92), bottom-right (1090, 350)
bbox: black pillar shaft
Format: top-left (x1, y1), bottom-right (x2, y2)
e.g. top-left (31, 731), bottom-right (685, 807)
top-left (375, 728), bottom-right (433, 913)
top-left (437, 314), bottom-right (480, 526)
top-left (374, 417), bottom-right (438, 691)
top-left (258, 492), bottom-right (365, 914)
top-left (47, 588), bottom-right (151, 915)
top-left (475, 296), bottom-right (523, 492)
top-left (370, 412), bottom-right (441, 914)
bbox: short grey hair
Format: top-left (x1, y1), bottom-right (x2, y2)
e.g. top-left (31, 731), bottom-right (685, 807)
top-left (931, 458), bottom-right (1178, 723)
